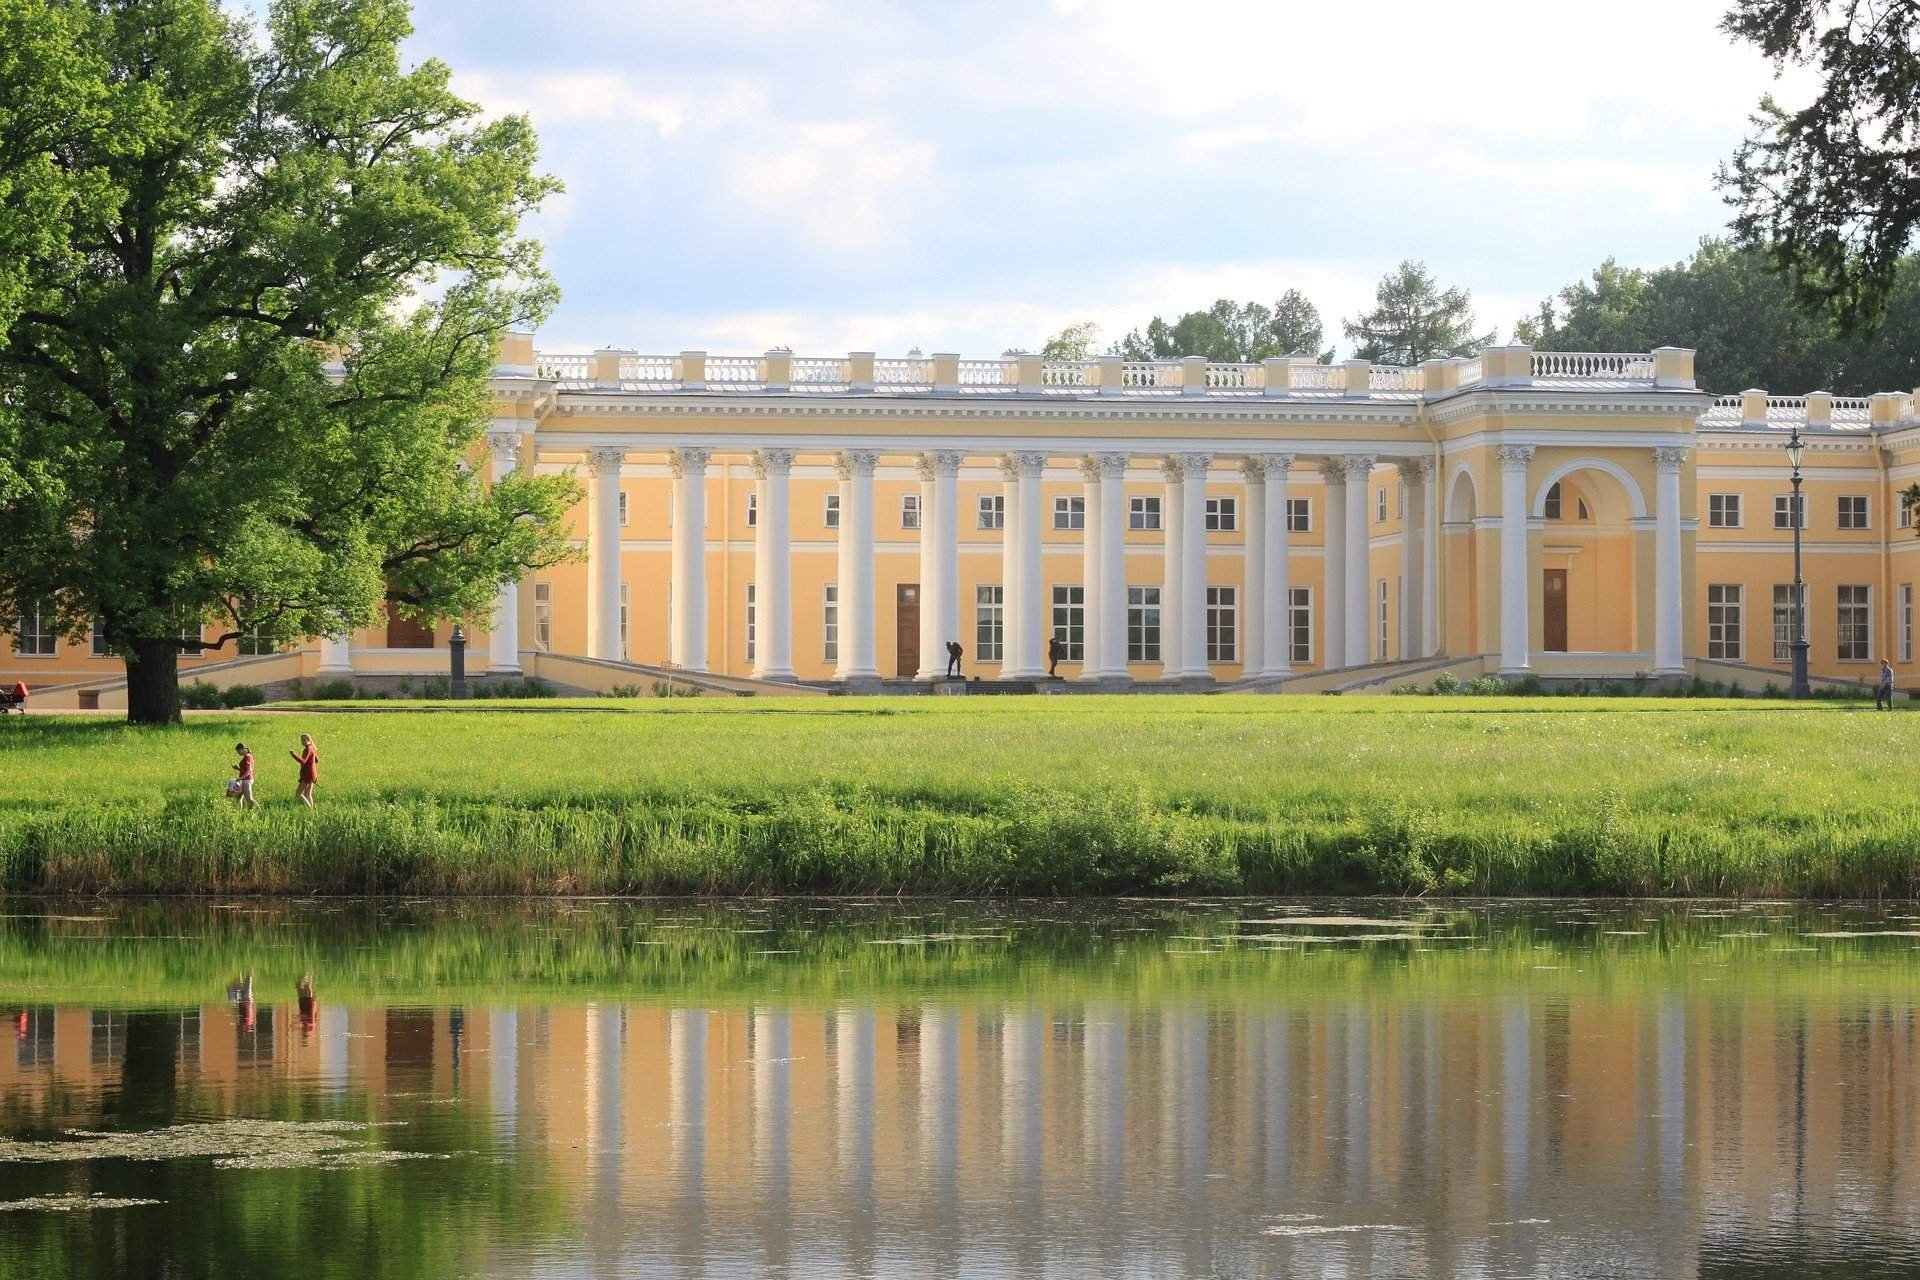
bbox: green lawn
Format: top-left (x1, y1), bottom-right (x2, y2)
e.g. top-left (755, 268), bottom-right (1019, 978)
top-left (0, 696), bottom-right (1914, 896)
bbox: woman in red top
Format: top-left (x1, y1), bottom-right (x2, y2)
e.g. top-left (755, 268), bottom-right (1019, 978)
top-left (290, 733), bottom-right (319, 808)
top-left (231, 743), bottom-right (257, 809)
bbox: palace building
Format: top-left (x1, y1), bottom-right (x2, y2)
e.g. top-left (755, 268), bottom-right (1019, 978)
top-left (11, 336), bottom-right (1920, 704)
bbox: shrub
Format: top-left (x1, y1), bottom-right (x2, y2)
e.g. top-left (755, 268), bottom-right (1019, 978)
top-left (1465, 676), bottom-right (1508, 696)
top-left (607, 683), bottom-right (649, 699)
top-left (219, 684), bottom-right (265, 709)
top-left (1762, 682), bottom-right (1784, 698)
top-left (1391, 682), bottom-right (1423, 696)
top-left (180, 680), bottom-right (225, 710)
top-left (1727, 681), bottom-right (1744, 699)
top-left (1430, 671), bottom-right (1461, 695)
top-left (1512, 674), bottom-right (1545, 696)
top-left (651, 681), bottom-right (702, 698)
top-left (310, 679), bottom-right (355, 701)
top-left (419, 676), bottom-right (450, 699)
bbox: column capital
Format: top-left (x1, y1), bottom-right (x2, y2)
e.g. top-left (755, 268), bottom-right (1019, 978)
top-left (586, 446), bottom-right (626, 475)
top-left (668, 446), bottom-right (711, 477)
top-left (1249, 452), bottom-right (1294, 478)
top-left (486, 429), bottom-right (525, 465)
top-left (1651, 446), bottom-right (1689, 472)
top-left (917, 449), bottom-right (964, 480)
top-left (1317, 457), bottom-right (1348, 484)
top-left (751, 447), bottom-right (795, 477)
top-left (1093, 451), bottom-right (1130, 478)
top-left (1396, 456), bottom-right (1433, 483)
top-left (1339, 454), bottom-right (1377, 481)
top-left (1078, 455), bottom-right (1103, 482)
top-left (836, 448), bottom-right (880, 479)
top-left (1495, 444), bottom-right (1535, 471)
top-left (1166, 451), bottom-right (1213, 479)
top-left (1001, 450), bottom-right (1047, 479)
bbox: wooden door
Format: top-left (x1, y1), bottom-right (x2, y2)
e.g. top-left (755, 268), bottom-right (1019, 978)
top-left (386, 607), bottom-right (436, 649)
top-left (1543, 569), bottom-right (1568, 652)
top-left (896, 583), bottom-right (920, 677)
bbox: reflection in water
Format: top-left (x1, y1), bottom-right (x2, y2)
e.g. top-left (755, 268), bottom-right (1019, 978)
top-left (1, 899), bottom-right (1920, 1276)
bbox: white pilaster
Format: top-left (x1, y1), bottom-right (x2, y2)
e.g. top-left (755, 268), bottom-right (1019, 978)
top-left (1258, 454), bottom-right (1293, 676)
top-left (670, 447), bottom-right (710, 672)
top-left (752, 449), bottom-right (796, 681)
top-left (1422, 453), bottom-right (1441, 656)
top-left (1653, 447), bottom-right (1688, 674)
top-left (1399, 458), bottom-right (1431, 661)
top-left (836, 450), bottom-right (881, 680)
top-left (1176, 452), bottom-right (1212, 679)
top-left (1003, 452), bottom-right (1048, 679)
top-left (1079, 457), bottom-right (1103, 680)
top-left (1162, 458), bottom-right (1185, 678)
top-left (1342, 455), bottom-right (1375, 669)
top-left (318, 635), bottom-right (353, 674)
top-left (917, 451), bottom-right (964, 681)
top-left (588, 447), bottom-right (625, 661)
top-left (1497, 444), bottom-right (1535, 674)
top-left (1091, 454), bottom-right (1130, 682)
top-left (1320, 460), bottom-right (1347, 668)
top-left (1241, 458), bottom-right (1267, 679)
top-left (486, 429), bottom-right (525, 673)
top-left (917, 457), bottom-right (941, 680)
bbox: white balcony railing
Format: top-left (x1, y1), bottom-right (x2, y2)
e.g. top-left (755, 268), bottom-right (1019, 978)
top-left (705, 355), bottom-right (760, 386)
top-left (619, 354), bottom-right (676, 386)
top-left (1041, 360), bottom-right (1097, 389)
top-left (1531, 351), bottom-right (1655, 380)
top-left (1120, 361), bottom-right (1174, 390)
top-left (957, 359), bottom-right (1016, 390)
top-left (873, 357), bottom-right (933, 390)
top-left (536, 353), bottom-right (592, 384)
top-left (1288, 362), bottom-right (1341, 391)
top-left (1204, 363), bottom-right (1260, 390)
top-left (1369, 365), bottom-right (1422, 392)
top-left (1455, 357), bottom-right (1483, 387)
top-left (790, 357), bottom-right (848, 391)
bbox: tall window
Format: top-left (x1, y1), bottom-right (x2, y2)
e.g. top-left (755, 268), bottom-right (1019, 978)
top-left (1054, 496), bottom-right (1085, 531)
top-left (1707, 584), bottom-right (1742, 660)
top-left (1051, 585), bottom-right (1085, 660)
top-left (1204, 497), bottom-right (1237, 531)
top-left (1285, 498), bottom-right (1311, 532)
top-left (1376, 487), bottom-right (1389, 522)
top-left (1127, 586), bottom-right (1161, 663)
top-left (823, 585), bottom-right (839, 661)
top-left (617, 491), bottom-right (628, 527)
top-left (236, 624), bottom-right (276, 656)
top-left (1543, 482), bottom-right (1562, 520)
top-left (618, 584), bottom-right (630, 661)
top-left (1838, 585), bottom-right (1871, 660)
top-left (824, 493), bottom-right (841, 529)
top-left (1838, 494), bottom-right (1869, 530)
top-left (1289, 588), bottom-right (1312, 663)
top-left (90, 618), bottom-right (110, 657)
top-left (975, 585), bottom-right (1004, 661)
top-left (1902, 495), bottom-right (1914, 530)
top-left (1772, 584), bottom-right (1796, 663)
top-left (901, 494), bottom-right (921, 530)
top-left (1205, 586), bottom-right (1237, 663)
top-left (1707, 493), bottom-right (1742, 528)
top-left (1773, 494), bottom-right (1803, 530)
top-left (13, 603), bottom-right (53, 656)
top-left (978, 494), bottom-right (1004, 530)
top-left (746, 491), bottom-right (758, 528)
top-left (1903, 583), bottom-right (1913, 663)
top-left (534, 582), bottom-right (552, 651)
top-left (745, 583), bottom-right (756, 663)
top-left (1377, 579), bottom-right (1390, 660)
top-left (1128, 496), bottom-right (1161, 531)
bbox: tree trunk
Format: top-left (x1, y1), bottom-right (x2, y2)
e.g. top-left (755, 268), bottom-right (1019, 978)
top-left (125, 639), bottom-right (182, 725)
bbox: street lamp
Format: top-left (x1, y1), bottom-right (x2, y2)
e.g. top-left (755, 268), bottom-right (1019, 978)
top-left (1785, 427), bottom-right (1811, 699)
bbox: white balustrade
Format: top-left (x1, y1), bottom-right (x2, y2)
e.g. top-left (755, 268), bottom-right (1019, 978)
top-left (1455, 357), bottom-right (1483, 386)
top-left (956, 359), bottom-right (1017, 390)
top-left (1120, 361), bottom-right (1176, 389)
top-left (536, 353), bottom-right (592, 385)
top-left (1368, 365), bottom-right (1423, 391)
top-left (1529, 351), bottom-right (1655, 380)
top-left (705, 355), bottom-right (761, 386)
top-left (1040, 360), bottom-right (1097, 389)
top-left (790, 357), bottom-right (849, 391)
top-left (619, 354), bottom-right (677, 385)
top-left (874, 357), bottom-right (934, 390)
top-left (1288, 362), bottom-right (1341, 391)
top-left (1203, 363), bottom-right (1259, 390)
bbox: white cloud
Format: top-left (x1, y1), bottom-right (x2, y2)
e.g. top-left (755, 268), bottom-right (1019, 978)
top-left (722, 120), bottom-right (938, 255)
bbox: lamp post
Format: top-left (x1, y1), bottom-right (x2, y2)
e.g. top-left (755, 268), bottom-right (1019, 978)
top-left (1786, 428), bottom-right (1811, 699)
top-left (449, 623), bottom-right (468, 700)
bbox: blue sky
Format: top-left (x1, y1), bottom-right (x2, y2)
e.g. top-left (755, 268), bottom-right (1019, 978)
top-left (394, 0), bottom-right (1800, 359)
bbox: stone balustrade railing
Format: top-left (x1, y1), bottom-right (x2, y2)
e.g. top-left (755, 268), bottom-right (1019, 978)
top-left (1699, 388), bottom-right (1920, 431)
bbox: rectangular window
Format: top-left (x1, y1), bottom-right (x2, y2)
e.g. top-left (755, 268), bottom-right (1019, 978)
top-left (1707, 584), bottom-right (1742, 660)
top-left (1377, 578), bottom-right (1390, 660)
top-left (1286, 498), bottom-right (1311, 532)
top-left (236, 625), bottom-right (276, 656)
top-left (1053, 496), bottom-right (1085, 531)
top-left (824, 493), bottom-right (841, 530)
top-left (13, 603), bottom-right (54, 656)
top-left (534, 582), bottom-right (552, 651)
top-left (618, 584), bottom-right (630, 661)
top-left (1204, 497), bottom-right (1237, 532)
top-left (1838, 494), bottom-right (1869, 530)
top-left (1707, 493), bottom-right (1742, 528)
top-left (823, 585), bottom-right (839, 662)
top-left (618, 490), bottom-right (628, 527)
top-left (1838, 585), bottom-right (1871, 661)
top-left (1051, 585), bottom-right (1085, 661)
top-left (901, 493), bottom-right (921, 530)
top-left (745, 583), bottom-right (756, 664)
top-left (1376, 487), bottom-right (1388, 523)
top-left (1205, 586), bottom-right (1237, 663)
top-left (1902, 495), bottom-right (1914, 530)
top-left (746, 491), bottom-right (757, 528)
top-left (1126, 586), bottom-right (1161, 663)
top-left (1128, 496), bottom-right (1162, 531)
top-left (1398, 486), bottom-right (1405, 518)
top-left (1772, 583), bottom-right (1796, 663)
top-left (978, 494), bottom-right (1004, 530)
top-left (1543, 485), bottom-right (1562, 520)
top-left (975, 585), bottom-right (1004, 661)
top-left (1773, 494), bottom-right (1804, 530)
top-left (1289, 587), bottom-right (1313, 663)
top-left (91, 618), bottom-right (110, 657)
top-left (1903, 583), bottom-right (1913, 663)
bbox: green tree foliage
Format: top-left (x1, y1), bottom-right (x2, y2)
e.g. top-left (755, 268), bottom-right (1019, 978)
top-left (1341, 261), bottom-right (1494, 365)
top-left (1039, 320), bottom-right (1100, 360)
top-left (0, 0), bottom-right (579, 723)
top-left (1520, 237), bottom-right (1920, 394)
top-left (1719, 0), bottom-right (1920, 334)
top-left (1107, 292), bottom-right (1328, 362)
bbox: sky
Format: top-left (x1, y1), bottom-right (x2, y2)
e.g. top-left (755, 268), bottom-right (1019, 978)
top-left (393, 0), bottom-right (1808, 360)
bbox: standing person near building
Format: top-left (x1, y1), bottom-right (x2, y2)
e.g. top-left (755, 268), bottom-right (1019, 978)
top-left (946, 640), bottom-right (963, 679)
top-left (1047, 635), bottom-right (1065, 678)
top-left (1878, 660), bottom-right (1896, 711)
top-left (231, 743), bottom-right (257, 809)
top-left (290, 734), bottom-right (319, 808)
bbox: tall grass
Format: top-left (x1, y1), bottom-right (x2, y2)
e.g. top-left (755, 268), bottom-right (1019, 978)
top-left (1, 697), bottom-right (1916, 896)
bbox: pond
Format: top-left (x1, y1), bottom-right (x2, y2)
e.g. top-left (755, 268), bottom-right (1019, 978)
top-left (0, 897), bottom-right (1917, 1277)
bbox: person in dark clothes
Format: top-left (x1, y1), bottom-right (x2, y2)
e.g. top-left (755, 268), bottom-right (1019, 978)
top-left (945, 640), bottom-right (963, 679)
top-left (1878, 659), bottom-right (1896, 711)
top-left (1047, 635), bottom-right (1065, 677)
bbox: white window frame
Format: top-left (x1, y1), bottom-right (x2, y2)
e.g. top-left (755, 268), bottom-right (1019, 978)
top-left (1838, 494), bottom-right (1870, 531)
top-left (618, 490), bottom-right (628, 527)
top-left (534, 582), bottom-right (552, 651)
top-left (745, 582), bottom-right (756, 664)
top-left (901, 493), bottom-right (921, 530)
top-left (1838, 584), bottom-right (1872, 661)
top-left (13, 603), bottom-right (54, 657)
top-left (824, 493), bottom-right (841, 530)
top-left (1903, 583), bottom-right (1913, 663)
top-left (823, 585), bottom-right (839, 662)
top-left (618, 583), bottom-right (630, 661)
top-left (1543, 483), bottom-right (1562, 521)
top-left (1286, 498), bottom-right (1311, 533)
top-left (1707, 493), bottom-right (1742, 528)
top-left (746, 491), bottom-right (758, 528)
top-left (978, 494), bottom-right (1004, 530)
top-left (1707, 584), bottom-right (1742, 661)
top-left (1289, 587), bottom-right (1313, 663)
top-left (1128, 495), bottom-right (1161, 531)
top-left (1053, 495), bottom-right (1085, 531)
top-left (1774, 494), bottom-right (1804, 530)
top-left (1772, 583), bottom-right (1795, 664)
top-left (90, 618), bottom-right (110, 658)
top-left (1126, 585), bottom-right (1161, 663)
top-left (1377, 578), bottom-right (1390, 660)
top-left (975, 585), bottom-right (1004, 661)
top-left (1051, 585), bottom-right (1085, 661)
top-left (1204, 496), bottom-right (1237, 532)
top-left (1376, 487), bottom-right (1388, 523)
top-left (1205, 586), bottom-right (1237, 664)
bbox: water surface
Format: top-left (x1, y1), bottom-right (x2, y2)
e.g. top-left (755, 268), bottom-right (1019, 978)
top-left (0, 898), bottom-right (1917, 1277)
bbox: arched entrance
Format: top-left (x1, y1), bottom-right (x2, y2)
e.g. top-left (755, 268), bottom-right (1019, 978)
top-left (1531, 461), bottom-right (1645, 656)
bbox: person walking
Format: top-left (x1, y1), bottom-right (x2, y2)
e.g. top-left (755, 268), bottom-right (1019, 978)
top-left (1047, 635), bottom-right (1065, 678)
top-left (231, 743), bottom-right (257, 809)
top-left (290, 733), bottom-right (319, 808)
top-left (945, 640), bottom-right (963, 679)
top-left (1878, 659), bottom-right (1896, 711)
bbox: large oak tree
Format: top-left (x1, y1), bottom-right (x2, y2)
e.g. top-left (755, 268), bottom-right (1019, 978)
top-left (0, 0), bottom-right (578, 723)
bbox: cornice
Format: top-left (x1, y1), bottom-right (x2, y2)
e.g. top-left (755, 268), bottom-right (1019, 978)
top-left (548, 392), bottom-right (1424, 429)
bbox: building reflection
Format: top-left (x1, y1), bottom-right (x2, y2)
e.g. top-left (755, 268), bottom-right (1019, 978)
top-left (5, 991), bottom-right (1920, 1274)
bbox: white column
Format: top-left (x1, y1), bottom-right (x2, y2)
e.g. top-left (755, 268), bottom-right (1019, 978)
top-left (1162, 459), bottom-right (1185, 678)
top-left (1497, 444), bottom-right (1535, 674)
top-left (917, 453), bottom-right (963, 681)
top-left (1176, 452), bottom-right (1212, 679)
top-left (1422, 453), bottom-right (1441, 656)
top-left (1653, 447), bottom-right (1688, 674)
top-left (1003, 452), bottom-right (1047, 679)
top-left (588, 447), bottom-right (625, 661)
top-left (1320, 460), bottom-right (1347, 668)
top-left (1399, 458), bottom-right (1431, 661)
top-left (836, 450), bottom-right (881, 680)
top-left (318, 635), bottom-right (353, 674)
top-left (1258, 454), bottom-right (1293, 676)
top-left (752, 449), bottom-right (795, 681)
top-left (670, 447), bottom-right (710, 672)
top-left (1241, 458), bottom-right (1267, 678)
top-left (1094, 454), bottom-right (1130, 682)
top-left (1343, 455), bottom-right (1375, 669)
top-left (1079, 457), bottom-right (1103, 680)
top-left (486, 430), bottom-right (525, 673)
